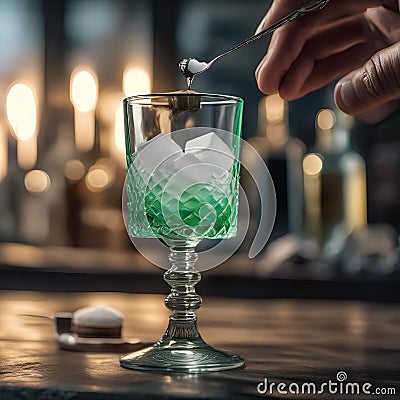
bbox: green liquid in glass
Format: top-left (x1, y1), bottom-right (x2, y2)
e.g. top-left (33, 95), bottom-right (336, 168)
top-left (126, 152), bottom-right (239, 242)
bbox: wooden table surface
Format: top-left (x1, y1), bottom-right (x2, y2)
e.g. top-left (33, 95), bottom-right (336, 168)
top-left (0, 291), bottom-right (399, 399)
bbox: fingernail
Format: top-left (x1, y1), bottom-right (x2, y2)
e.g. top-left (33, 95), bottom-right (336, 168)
top-left (255, 62), bottom-right (263, 81)
top-left (255, 65), bottom-right (260, 81)
top-left (255, 17), bottom-right (266, 35)
top-left (255, 52), bottom-right (268, 81)
top-left (338, 80), bottom-right (360, 110)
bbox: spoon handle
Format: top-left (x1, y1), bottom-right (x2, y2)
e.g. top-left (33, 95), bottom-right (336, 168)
top-left (211, 0), bottom-right (328, 65)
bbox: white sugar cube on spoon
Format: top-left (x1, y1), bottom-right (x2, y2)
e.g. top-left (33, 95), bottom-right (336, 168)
top-left (186, 59), bottom-right (208, 75)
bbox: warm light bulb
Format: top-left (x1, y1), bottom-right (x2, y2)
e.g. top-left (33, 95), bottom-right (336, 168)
top-left (24, 170), bottom-right (50, 193)
top-left (317, 109), bottom-right (336, 130)
top-left (6, 83), bottom-right (37, 141)
top-left (303, 154), bottom-right (323, 176)
top-left (85, 164), bottom-right (113, 192)
top-left (265, 94), bottom-right (285, 124)
top-left (123, 66), bottom-right (151, 97)
top-left (64, 159), bottom-right (85, 181)
top-left (70, 68), bottom-right (98, 112)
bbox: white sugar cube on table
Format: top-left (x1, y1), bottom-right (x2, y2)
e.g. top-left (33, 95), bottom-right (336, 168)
top-left (185, 132), bottom-right (235, 171)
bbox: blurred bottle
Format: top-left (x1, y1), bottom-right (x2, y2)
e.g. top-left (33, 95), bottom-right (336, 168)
top-left (247, 94), bottom-right (305, 241)
top-left (63, 121), bottom-right (126, 249)
top-left (303, 108), bottom-right (367, 259)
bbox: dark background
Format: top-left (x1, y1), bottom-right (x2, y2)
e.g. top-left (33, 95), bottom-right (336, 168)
top-left (0, 0), bottom-right (399, 298)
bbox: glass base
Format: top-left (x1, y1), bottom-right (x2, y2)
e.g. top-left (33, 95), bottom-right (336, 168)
top-left (120, 248), bottom-right (244, 373)
top-left (120, 337), bottom-right (244, 373)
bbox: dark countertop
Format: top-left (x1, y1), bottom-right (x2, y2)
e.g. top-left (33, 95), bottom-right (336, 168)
top-left (0, 291), bottom-right (399, 399)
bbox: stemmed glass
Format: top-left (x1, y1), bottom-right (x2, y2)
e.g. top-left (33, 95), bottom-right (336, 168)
top-left (120, 91), bottom-right (244, 373)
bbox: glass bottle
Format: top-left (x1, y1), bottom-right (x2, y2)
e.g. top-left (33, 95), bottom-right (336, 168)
top-left (247, 94), bottom-right (305, 241)
top-left (303, 108), bottom-right (367, 257)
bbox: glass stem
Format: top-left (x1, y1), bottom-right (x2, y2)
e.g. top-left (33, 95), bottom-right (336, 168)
top-left (162, 248), bottom-right (202, 341)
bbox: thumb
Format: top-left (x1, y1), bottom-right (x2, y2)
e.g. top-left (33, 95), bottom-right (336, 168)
top-left (335, 42), bottom-right (400, 114)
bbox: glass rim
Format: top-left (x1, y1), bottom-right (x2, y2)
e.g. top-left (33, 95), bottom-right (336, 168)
top-left (123, 92), bottom-right (243, 106)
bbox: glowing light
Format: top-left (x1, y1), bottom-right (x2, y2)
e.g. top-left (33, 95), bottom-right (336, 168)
top-left (64, 159), bottom-right (85, 181)
top-left (70, 67), bottom-right (98, 152)
top-left (24, 170), bottom-right (50, 193)
top-left (317, 109), bottom-right (336, 130)
top-left (70, 68), bottom-right (98, 112)
top-left (123, 66), bottom-right (151, 97)
top-left (265, 94), bottom-right (285, 124)
top-left (85, 164), bottom-right (113, 192)
top-left (6, 83), bottom-right (38, 169)
top-left (86, 168), bottom-right (109, 190)
top-left (6, 83), bottom-right (37, 141)
top-left (303, 154), bottom-right (323, 176)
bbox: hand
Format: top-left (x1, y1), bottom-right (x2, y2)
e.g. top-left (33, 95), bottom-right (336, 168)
top-left (255, 0), bottom-right (400, 114)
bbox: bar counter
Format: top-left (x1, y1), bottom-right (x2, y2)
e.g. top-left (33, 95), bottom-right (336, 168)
top-left (0, 291), bottom-right (399, 399)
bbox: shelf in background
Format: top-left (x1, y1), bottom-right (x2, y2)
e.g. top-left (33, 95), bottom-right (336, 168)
top-left (1, 243), bottom-right (399, 302)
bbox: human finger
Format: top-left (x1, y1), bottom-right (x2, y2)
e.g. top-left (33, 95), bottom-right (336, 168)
top-left (256, 0), bottom-right (388, 35)
top-left (256, 14), bottom-right (375, 94)
top-left (277, 15), bottom-right (380, 98)
top-left (256, 23), bottom-right (304, 93)
top-left (281, 42), bottom-right (376, 99)
top-left (335, 42), bottom-right (400, 114)
top-left (256, 4), bottom-right (397, 96)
